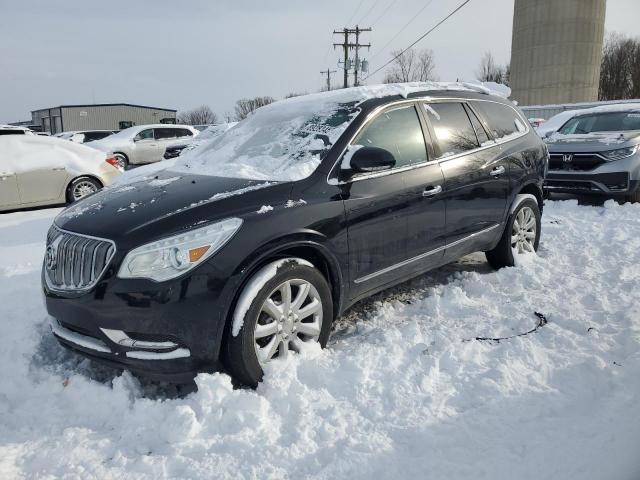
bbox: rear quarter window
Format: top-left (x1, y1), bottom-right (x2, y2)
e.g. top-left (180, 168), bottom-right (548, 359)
top-left (471, 101), bottom-right (527, 140)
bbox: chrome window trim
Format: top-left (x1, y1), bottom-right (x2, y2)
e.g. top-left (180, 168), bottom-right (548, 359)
top-left (44, 225), bottom-right (116, 293)
top-left (354, 223), bottom-right (500, 284)
top-left (327, 96), bottom-right (529, 186)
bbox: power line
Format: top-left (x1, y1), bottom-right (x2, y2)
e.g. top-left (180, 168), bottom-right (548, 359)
top-left (358, 0), bottom-right (383, 24)
top-left (370, 0), bottom-right (401, 27)
top-left (363, 0), bottom-right (472, 81)
top-left (346, 0), bottom-right (366, 25)
top-left (369, 0), bottom-right (434, 62)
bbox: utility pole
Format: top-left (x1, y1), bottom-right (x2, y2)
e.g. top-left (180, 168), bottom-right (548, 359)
top-left (333, 28), bottom-right (350, 89)
top-left (332, 26), bottom-right (372, 88)
top-left (352, 26), bottom-right (371, 87)
top-left (320, 69), bottom-right (337, 91)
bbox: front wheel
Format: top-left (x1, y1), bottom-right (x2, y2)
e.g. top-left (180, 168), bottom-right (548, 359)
top-left (223, 258), bottom-right (333, 387)
top-left (486, 196), bottom-right (541, 269)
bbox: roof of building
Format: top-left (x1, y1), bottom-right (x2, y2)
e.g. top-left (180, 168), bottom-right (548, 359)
top-left (31, 103), bottom-right (177, 114)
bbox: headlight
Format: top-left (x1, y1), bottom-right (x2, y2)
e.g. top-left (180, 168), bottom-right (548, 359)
top-left (602, 144), bottom-right (639, 161)
top-left (118, 218), bottom-right (242, 281)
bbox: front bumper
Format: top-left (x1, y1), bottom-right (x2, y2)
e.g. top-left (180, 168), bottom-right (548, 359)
top-left (544, 171), bottom-right (638, 196)
top-left (43, 262), bottom-right (240, 382)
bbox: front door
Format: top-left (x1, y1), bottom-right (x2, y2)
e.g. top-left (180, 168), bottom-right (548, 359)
top-left (340, 103), bottom-right (446, 296)
top-left (422, 101), bottom-right (509, 255)
top-left (133, 128), bottom-right (160, 164)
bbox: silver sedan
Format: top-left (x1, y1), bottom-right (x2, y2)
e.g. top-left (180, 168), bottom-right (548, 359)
top-left (0, 135), bottom-right (122, 212)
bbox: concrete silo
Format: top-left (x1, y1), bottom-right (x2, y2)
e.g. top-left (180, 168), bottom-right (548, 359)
top-left (509, 0), bottom-right (606, 106)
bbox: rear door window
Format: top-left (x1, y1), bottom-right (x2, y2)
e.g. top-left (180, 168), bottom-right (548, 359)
top-left (423, 102), bottom-right (479, 159)
top-left (154, 128), bottom-right (178, 140)
top-left (352, 104), bottom-right (428, 169)
top-left (471, 101), bottom-right (527, 140)
top-left (176, 128), bottom-right (193, 138)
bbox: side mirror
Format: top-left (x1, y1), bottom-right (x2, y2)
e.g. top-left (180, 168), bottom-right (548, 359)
top-left (544, 131), bottom-right (553, 138)
top-left (348, 146), bottom-right (396, 173)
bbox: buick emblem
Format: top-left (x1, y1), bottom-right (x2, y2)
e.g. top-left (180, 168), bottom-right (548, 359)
top-left (45, 245), bottom-right (57, 270)
top-left (562, 154), bottom-right (574, 163)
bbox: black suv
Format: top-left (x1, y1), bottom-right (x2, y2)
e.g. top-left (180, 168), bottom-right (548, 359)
top-left (42, 84), bottom-right (547, 387)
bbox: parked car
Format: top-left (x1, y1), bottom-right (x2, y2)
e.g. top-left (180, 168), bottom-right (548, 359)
top-left (544, 104), bottom-right (640, 202)
top-left (0, 124), bottom-right (34, 136)
top-left (55, 130), bottom-right (116, 144)
top-left (0, 135), bottom-right (122, 212)
top-left (528, 118), bottom-right (545, 128)
top-left (43, 83), bottom-right (546, 387)
top-left (85, 124), bottom-right (199, 169)
top-left (163, 144), bottom-right (188, 159)
top-left (163, 123), bottom-right (237, 159)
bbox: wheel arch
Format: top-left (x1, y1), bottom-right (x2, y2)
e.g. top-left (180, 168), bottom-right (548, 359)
top-left (515, 181), bottom-right (543, 213)
top-left (65, 174), bottom-right (104, 202)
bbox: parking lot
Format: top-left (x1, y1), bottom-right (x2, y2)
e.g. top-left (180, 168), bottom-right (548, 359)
top-left (1, 197), bottom-right (639, 479)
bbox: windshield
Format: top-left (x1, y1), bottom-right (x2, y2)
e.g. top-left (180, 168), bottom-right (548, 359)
top-left (559, 111), bottom-right (640, 134)
top-left (173, 98), bottom-right (359, 181)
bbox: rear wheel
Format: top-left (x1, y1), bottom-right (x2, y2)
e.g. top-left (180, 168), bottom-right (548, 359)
top-left (67, 177), bottom-right (102, 203)
top-left (486, 197), bottom-right (541, 269)
top-left (113, 153), bottom-right (129, 170)
top-left (223, 259), bottom-right (333, 387)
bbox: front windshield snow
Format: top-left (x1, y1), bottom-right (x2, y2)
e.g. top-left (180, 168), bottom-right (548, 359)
top-left (173, 98), bottom-right (359, 182)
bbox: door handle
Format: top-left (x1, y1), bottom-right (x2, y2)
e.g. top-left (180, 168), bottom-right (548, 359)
top-left (490, 165), bottom-right (506, 176)
top-left (52, 167), bottom-right (66, 171)
top-left (422, 185), bottom-right (442, 198)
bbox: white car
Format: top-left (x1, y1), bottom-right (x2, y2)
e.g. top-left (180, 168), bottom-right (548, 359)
top-left (0, 125), bottom-right (35, 136)
top-left (55, 130), bottom-right (116, 143)
top-left (85, 124), bottom-right (199, 169)
top-left (0, 135), bottom-right (122, 212)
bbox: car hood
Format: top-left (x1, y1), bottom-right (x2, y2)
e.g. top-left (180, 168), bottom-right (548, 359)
top-left (545, 131), bottom-right (640, 153)
top-left (54, 171), bottom-right (290, 249)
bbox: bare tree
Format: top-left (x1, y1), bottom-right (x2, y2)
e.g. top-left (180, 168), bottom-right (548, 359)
top-left (476, 51), bottom-right (509, 85)
top-left (599, 32), bottom-right (640, 100)
top-left (177, 105), bottom-right (219, 126)
top-left (383, 48), bottom-right (437, 83)
top-left (234, 96), bottom-right (275, 121)
top-left (284, 92), bottom-right (307, 99)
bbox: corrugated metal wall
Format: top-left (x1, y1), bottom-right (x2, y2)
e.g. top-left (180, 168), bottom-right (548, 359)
top-left (61, 106), bottom-right (176, 131)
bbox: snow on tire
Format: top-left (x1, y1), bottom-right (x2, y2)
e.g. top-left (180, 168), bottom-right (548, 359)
top-left (223, 258), bottom-right (333, 387)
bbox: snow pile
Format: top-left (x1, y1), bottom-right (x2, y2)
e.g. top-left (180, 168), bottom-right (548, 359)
top-left (1, 200), bottom-right (640, 479)
top-left (0, 134), bottom-right (107, 174)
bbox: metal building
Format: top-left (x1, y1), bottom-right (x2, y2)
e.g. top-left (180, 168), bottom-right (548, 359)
top-left (31, 103), bottom-right (177, 134)
top-left (509, 0), bottom-right (606, 106)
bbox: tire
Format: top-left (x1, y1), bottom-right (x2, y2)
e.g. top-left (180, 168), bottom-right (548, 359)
top-left (485, 196), bottom-right (541, 269)
top-left (67, 177), bottom-right (102, 203)
top-left (223, 258), bottom-right (333, 388)
top-left (113, 153), bottom-right (129, 170)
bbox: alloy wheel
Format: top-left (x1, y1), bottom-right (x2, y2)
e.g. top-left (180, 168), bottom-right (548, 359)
top-left (511, 206), bottom-right (537, 254)
top-left (253, 278), bottom-right (323, 364)
top-left (72, 181), bottom-right (98, 201)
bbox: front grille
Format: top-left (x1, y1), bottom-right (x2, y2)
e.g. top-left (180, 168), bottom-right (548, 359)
top-left (549, 154), bottom-right (606, 171)
top-left (45, 225), bottom-right (115, 292)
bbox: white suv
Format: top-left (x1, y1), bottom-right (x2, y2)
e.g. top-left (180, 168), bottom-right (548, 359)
top-left (85, 124), bottom-right (199, 169)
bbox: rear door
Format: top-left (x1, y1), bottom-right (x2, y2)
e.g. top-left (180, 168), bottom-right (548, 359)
top-left (341, 103), bottom-right (446, 295)
top-left (421, 101), bottom-right (510, 255)
top-left (0, 157), bottom-right (20, 208)
top-left (16, 140), bottom-right (69, 204)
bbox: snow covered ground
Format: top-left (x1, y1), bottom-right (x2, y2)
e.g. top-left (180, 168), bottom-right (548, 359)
top-left (1, 200), bottom-right (639, 479)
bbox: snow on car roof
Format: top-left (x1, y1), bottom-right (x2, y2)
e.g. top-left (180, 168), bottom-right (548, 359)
top-left (115, 82), bottom-right (511, 186)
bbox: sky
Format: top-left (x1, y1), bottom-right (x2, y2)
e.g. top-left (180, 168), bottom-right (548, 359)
top-left (1, 0), bottom-right (638, 124)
